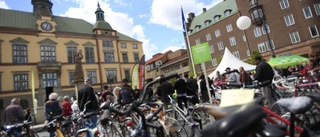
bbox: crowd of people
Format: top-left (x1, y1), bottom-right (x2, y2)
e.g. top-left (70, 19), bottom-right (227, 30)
top-left (3, 53), bottom-right (319, 136)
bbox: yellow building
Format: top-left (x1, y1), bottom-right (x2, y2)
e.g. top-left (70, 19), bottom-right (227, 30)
top-left (0, 0), bottom-right (143, 124)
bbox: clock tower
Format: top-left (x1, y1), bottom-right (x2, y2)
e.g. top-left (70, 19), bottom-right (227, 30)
top-left (32, 0), bottom-right (56, 32)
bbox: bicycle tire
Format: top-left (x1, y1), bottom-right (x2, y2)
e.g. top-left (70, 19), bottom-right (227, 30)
top-left (164, 116), bottom-right (188, 137)
top-left (165, 109), bottom-right (186, 127)
top-left (300, 122), bottom-right (320, 137)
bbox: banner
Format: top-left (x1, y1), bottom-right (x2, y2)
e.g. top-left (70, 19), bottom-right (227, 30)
top-left (31, 67), bottom-right (37, 114)
top-left (131, 55), bottom-right (145, 89)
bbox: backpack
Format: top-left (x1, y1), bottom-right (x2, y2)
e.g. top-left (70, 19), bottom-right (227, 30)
top-left (45, 101), bottom-right (61, 121)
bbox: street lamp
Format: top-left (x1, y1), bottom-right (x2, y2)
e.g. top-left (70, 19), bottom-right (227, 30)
top-left (237, 0), bottom-right (276, 58)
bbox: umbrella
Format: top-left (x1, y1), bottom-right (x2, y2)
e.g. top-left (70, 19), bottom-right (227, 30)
top-left (268, 55), bottom-right (308, 68)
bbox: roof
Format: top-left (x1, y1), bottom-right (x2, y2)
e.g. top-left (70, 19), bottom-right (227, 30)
top-left (188, 0), bottom-right (238, 35)
top-left (0, 8), bottom-right (140, 42)
top-left (161, 52), bottom-right (189, 67)
top-left (146, 50), bottom-right (172, 65)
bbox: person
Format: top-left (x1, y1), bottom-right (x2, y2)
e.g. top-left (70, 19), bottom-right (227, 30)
top-left (78, 77), bottom-right (99, 128)
top-left (199, 74), bottom-right (210, 103)
top-left (133, 86), bottom-right (140, 100)
top-left (62, 95), bottom-right (72, 117)
top-left (71, 100), bottom-right (79, 114)
top-left (74, 49), bottom-right (84, 80)
top-left (184, 73), bottom-right (199, 105)
top-left (145, 78), bottom-right (154, 102)
top-left (239, 66), bottom-right (252, 86)
top-left (44, 93), bottom-right (62, 137)
top-left (117, 78), bottom-right (134, 105)
top-left (156, 76), bottom-right (174, 112)
top-left (225, 67), bottom-right (239, 83)
top-left (299, 59), bottom-right (317, 82)
top-left (4, 98), bottom-right (24, 125)
top-left (100, 84), bottom-right (115, 103)
top-left (254, 56), bottom-right (279, 112)
top-left (174, 74), bottom-right (193, 111)
top-left (24, 108), bottom-right (33, 123)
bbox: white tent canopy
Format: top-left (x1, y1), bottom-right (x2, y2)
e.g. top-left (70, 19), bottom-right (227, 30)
top-left (208, 48), bottom-right (256, 78)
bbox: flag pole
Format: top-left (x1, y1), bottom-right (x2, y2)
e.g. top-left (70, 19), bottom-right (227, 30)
top-left (181, 6), bottom-right (197, 77)
top-left (31, 67), bottom-right (37, 115)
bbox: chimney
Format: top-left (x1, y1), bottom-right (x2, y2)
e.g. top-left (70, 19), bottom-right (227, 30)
top-left (203, 8), bottom-right (206, 13)
top-left (188, 13), bottom-right (195, 21)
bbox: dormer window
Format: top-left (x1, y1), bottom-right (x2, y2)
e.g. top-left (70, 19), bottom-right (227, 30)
top-left (204, 20), bottom-right (211, 27)
top-left (224, 9), bottom-right (232, 17)
top-left (214, 15), bottom-right (221, 22)
top-left (195, 25), bottom-right (201, 32)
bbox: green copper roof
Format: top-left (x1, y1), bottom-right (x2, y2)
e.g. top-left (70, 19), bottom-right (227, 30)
top-left (0, 8), bottom-right (139, 42)
top-left (188, 0), bottom-right (238, 35)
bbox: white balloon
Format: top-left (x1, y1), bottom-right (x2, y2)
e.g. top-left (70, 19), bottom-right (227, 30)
top-left (237, 16), bottom-right (252, 30)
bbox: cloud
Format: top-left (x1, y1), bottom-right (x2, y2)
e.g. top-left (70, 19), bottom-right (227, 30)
top-left (149, 0), bottom-right (222, 31)
top-left (113, 0), bottom-right (132, 8)
top-left (0, 0), bottom-right (9, 9)
top-left (59, 0), bottom-right (156, 60)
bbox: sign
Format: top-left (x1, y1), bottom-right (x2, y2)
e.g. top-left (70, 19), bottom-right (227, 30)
top-left (191, 42), bottom-right (212, 64)
top-left (219, 89), bottom-right (255, 107)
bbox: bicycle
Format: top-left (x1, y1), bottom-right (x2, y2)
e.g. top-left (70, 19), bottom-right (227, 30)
top-left (0, 121), bottom-right (39, 137)
top-left (75, 101), bottom-right (99, 137)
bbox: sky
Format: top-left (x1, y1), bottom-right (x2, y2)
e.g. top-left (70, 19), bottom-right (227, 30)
top-left (0, 0), bottom-right (222, 60)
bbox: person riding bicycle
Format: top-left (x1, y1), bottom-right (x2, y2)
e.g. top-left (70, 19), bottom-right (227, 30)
top-left (44, 93), bottom-right (62, 137)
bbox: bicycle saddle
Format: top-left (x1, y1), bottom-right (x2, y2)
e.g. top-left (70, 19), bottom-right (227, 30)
top-left (305, 93), bottom-right (320, 103)
top-left (201, 104), bottom-right (266, 137)
top-left (276, 96), bottom-right (313, 114)
top-left (259, 124), bottom-right (286, 137)
top-left (83, 112), bottom-right (96, 119)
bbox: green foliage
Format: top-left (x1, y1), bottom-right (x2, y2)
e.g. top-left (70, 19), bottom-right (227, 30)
top-left (168, 78), bottom-right (176, 85)
top-left (248, 51), bottom-right (266, 65)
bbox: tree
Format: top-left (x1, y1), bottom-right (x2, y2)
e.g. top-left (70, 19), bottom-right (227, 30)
top-left (248, 51), bottom-right (266, 65)
top-left (188, 62), bottom-right (199, 78)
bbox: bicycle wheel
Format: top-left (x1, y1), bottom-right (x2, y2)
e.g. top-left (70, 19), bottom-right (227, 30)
top-left (164, 116), bottom-right (188, 137)
top-left (165, 109), bottom-right (186, 127)
top-left (300, 122), bottom-right (320, 137)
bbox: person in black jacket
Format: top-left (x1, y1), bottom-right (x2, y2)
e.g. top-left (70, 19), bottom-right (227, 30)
top-left (174, 74), bottom-right (192, 110)
top-left (78, 77), bottom-right (99, 128)
top-left (254, 56), bottom-right (279, 111)
top-left (184, 73), bottom-right (199, 105)
top-left (199, 74), bottom-right (210, 103)
top-left (156, 77), bottom-right (174, 111)
top-left (117, 78), bottom-right (134, 105)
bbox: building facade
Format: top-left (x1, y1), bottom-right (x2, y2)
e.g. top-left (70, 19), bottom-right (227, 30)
top-left (0, 0), bottom-right (143, 124)
top-left (185, 0), bottom-right (320, 73)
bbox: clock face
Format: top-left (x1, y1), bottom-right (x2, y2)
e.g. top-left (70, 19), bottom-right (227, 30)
top-left (41, 22), bottom-right (53, 31)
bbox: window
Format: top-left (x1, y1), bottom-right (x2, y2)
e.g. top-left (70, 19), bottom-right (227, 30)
top-left (85, 47), bottom-right (95, 63)
top-left (14, 74), bottom-right (28, 90)
top-left (13, 44), bottom-right (27, 64)
top-left (232, 50), bottom-right (240, 59)
top-left (314, 3), bottom-right (320, 16)
top-left (217, 41), bottom-right (224, 50)
top-left (132, 44), bottom-right (138, 49)
top-left (279, 0), bottom-right (289, 9)
top-left (122, 53), bottom-right (128, 63)
top-left (224, 10), bottom-right (231, 16)
top-left (303, 6), bottom-right (313, 19)
top-left (211, 58), bottom-right (218, 66)
top-left (289, 31), bottom-right (301, 43)
top-left (195, 38), bottom-right (200, 45)
top-left (41, 73), bottom-right (58, 88)
top-left (261, 24), bottom-right (270, 34)
top-left (254, 27), bottom-right (262, 37)
top-left (205, 33), bottom-right (212, 41)
top-left (257, 42), bottom-right (267, 53)
top-left (226, 24), bottom-right (233, 32)
top-left (124, 69), bottom-right (130, 82)
top-left (67, 47), bottom-right (77, 63)
top-left (104, 51), bottom-right (115, 63)
top-left (246, 50), bottom-right (251, 56)
top-left (68, 72), bottom-right (74, 86)
top-left (134, 53), bottom-right (139, 63)
top-left (40, 45), bottom-right (56, 62)
top-left (195, 25), bottom-right (201, 32)
top-left (204, 20), bottom-right (210, 27)
top-left (214, 29), bottom-right (221, 37)
top-left (284, 14), bottom-right (295, 26)
top-left (106, 70), bottom-right (117, 83)
top-left (265, 40), bottom-right (275, 51)
top-left (309, 25), bottom-right (319, 38)
top-left (229, 37), bottom-right (236, 46)
top-left (121, 43), bottom-right (127, 48)
top-left (87, 71), bottom-right (97, 84)
top-left (102, 40), bottom-right (113, 47)
top-left (214, 15), bottom-right (220, 22)
top-left (210, 44), bottom-right (214, 53)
